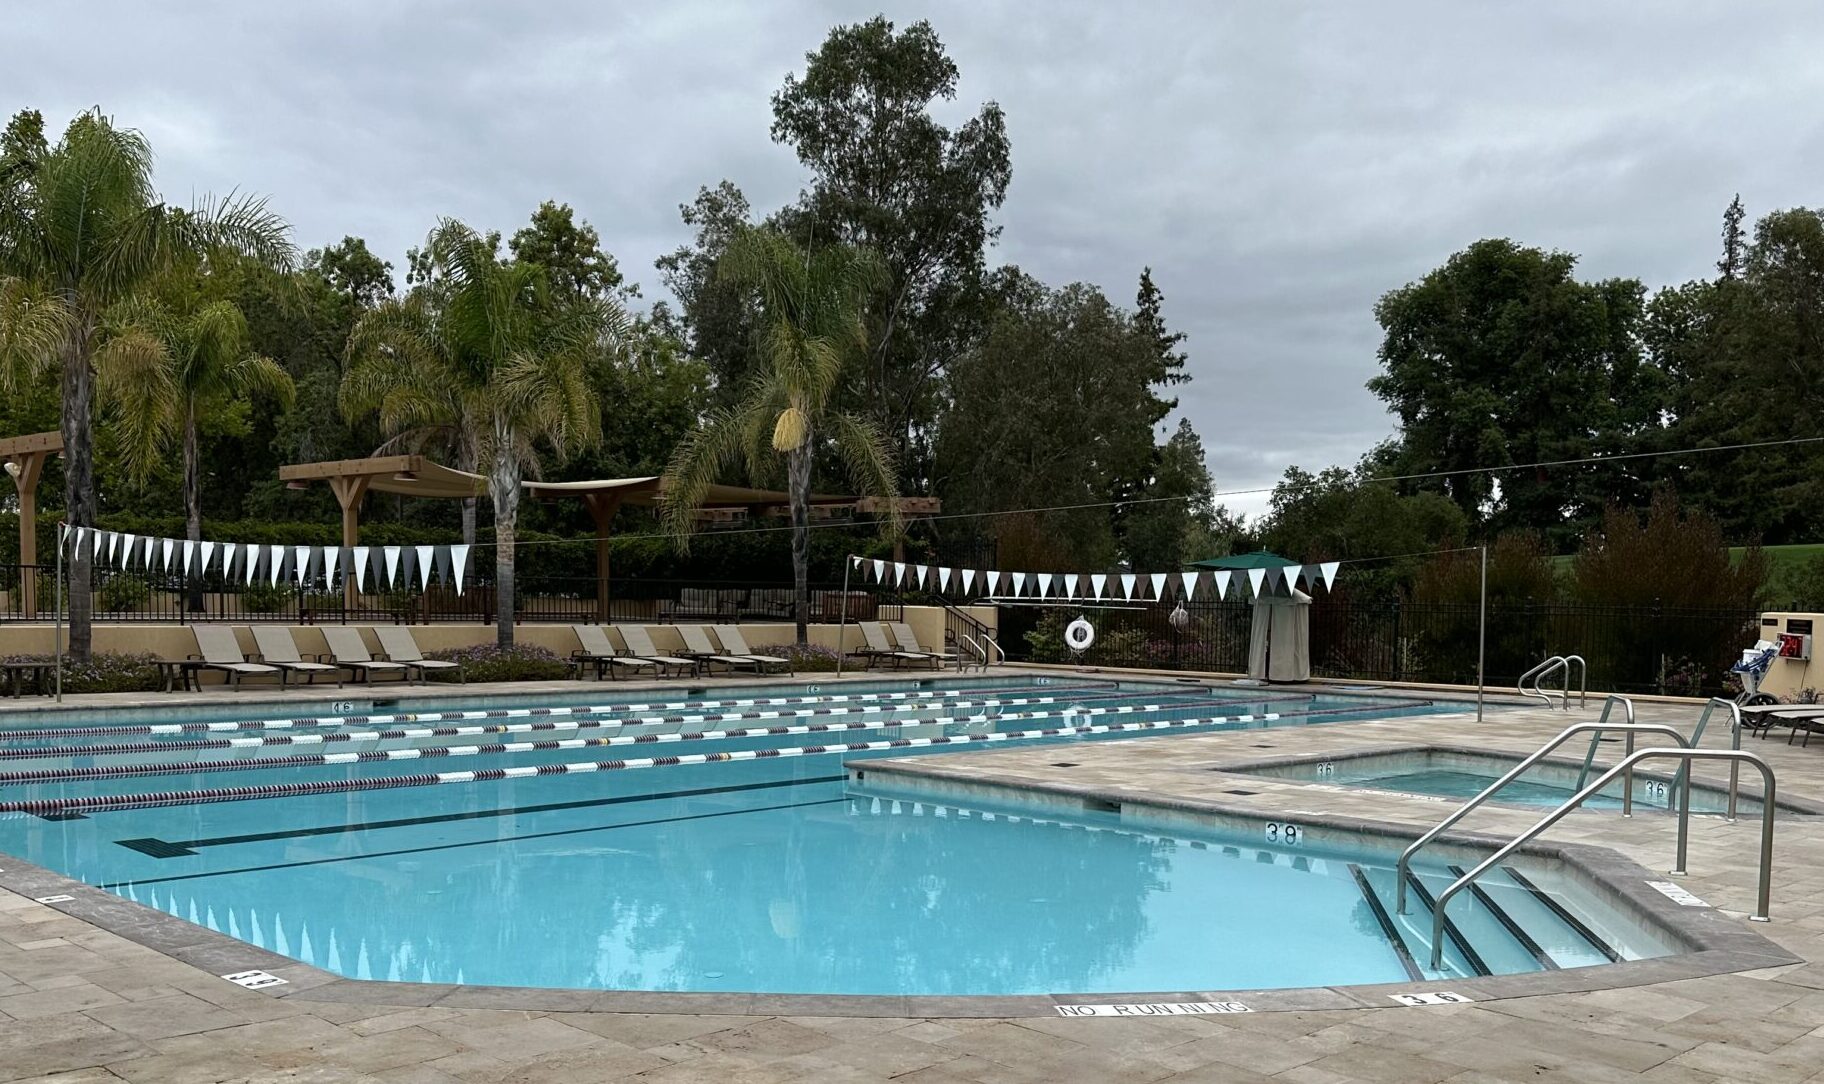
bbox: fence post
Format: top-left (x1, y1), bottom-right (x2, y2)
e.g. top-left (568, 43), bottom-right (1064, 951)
top-left (1391, 600), bottom-right (1402, 683)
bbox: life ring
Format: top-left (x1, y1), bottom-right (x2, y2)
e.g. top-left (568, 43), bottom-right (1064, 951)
top-left (1064, 617), bottom-right (1096, 652)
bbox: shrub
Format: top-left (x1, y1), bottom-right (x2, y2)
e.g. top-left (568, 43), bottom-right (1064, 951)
top-left (752, 642), bottom-right (841, 672)
top-left (239, 581), bottom-right (295, 615)
top-left (96, 574), bottom-right (151, 613)
top-left (424, 643), bottom-right (569, 683)
top-left (0, 652), bottom-right (164, 694)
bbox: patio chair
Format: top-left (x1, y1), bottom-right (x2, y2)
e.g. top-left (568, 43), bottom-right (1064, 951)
top-left (620, 625), bottom-right (702, 677)
top-left (711, 625), bottom-right (793, 675)
top-left (891, 622), bottom-right (959, 668)
top-left (859, 622), bottom-right (934, 670)
top-left (248, 627), bottom-right (343, 686)
top-left (1741, 704), bottom-right (1824, 746)
top-left (372, 627), bottom-right (464, 683)
top-left (187, 626), bottom-right (284, 689)
top-left (320, 627), bottom-right (412, 685)
top-left (675, 624), bottom-right (763, 675)
top-left (571, 625), bottom-right (692, 681)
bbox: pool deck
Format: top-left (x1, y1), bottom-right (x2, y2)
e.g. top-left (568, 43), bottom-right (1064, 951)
top-left (4, 675), bottom-right (1824, 1081)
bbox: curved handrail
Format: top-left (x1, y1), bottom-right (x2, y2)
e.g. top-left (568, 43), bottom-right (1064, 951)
top-left (1395, 714), bottom-right (1681, 914)
top-left (1426, 748), bottom-right (1775, 969)
top-left (1518, 656), bottom-right (1568, 708)
top-left (958, 634), bottom-right (985, 672)
top-left (1563, 654), bottom-right (1587, 708)
top-left (1574, 694), bottom-right (1637, 795)
top-left (1697, 697), bottom-right (1744, 821)
top-left (981, 634), bottom-right (1005, 667)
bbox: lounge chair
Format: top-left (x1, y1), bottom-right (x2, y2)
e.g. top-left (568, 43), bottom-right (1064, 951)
top-left (372, 627), bottom-right (464, 683)
top-left (1741, 704), bottom-right (1824, 746)
top-left (248, 627), bottom-right (343, 687)
top-left (859, 621), bottom-right (935, 670)
top-left (711, 625), bottom-right (793, 675)
top-left (676, 624), bottom-right (764, 675)
top-left (891, 622), bottom-right (959, 668)
top-left (188, 626), bottom-right (284, 689)
top-left (620, 625), bottom-right (702, 678)
top-left (320, 627), bottom-right (412, 685)
top-left (571, 625), bottom-right (692, 681)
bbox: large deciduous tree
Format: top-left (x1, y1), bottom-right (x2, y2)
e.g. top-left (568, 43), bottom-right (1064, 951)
top-left (1369, 239), bottom-right (1653, 540)
top-left (0, 108), bottom-right (292, 657)
top-left (661, 228), bottom-right (899, 644)
top-left (342, 219), bottom-right (621, 645)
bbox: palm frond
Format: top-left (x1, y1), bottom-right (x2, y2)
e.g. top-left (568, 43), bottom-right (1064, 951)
top-left (93, 325), bottom-right (178, 483)
top-left (827, 410), bottom-right (903, 540)
top-left (0, 277), bottom-right (71, 390)
top-left (660, 401), bottom-right (770, 548)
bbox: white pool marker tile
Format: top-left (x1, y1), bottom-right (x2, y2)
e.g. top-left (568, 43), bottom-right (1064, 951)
top-left (1055, 1001), bottom-right (1252, 1017)
top-left (1390, 992), bottom-right (1474, 1006)
top-left (1646, 880), bottom-right (1710, 907)
top-left (32, 894), bottom-right (74, 904)
top-left (222, 970), bottom-right (288, 990)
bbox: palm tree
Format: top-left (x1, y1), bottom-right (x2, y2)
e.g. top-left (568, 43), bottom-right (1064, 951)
top-left (0, 109), bottom-right (291, 657)
top-left (342, 219), bottom-right (619, 646)
top-left (95, 281), bottom-right (295, 607)
top-left (662, 228), bottom-right (901, 644)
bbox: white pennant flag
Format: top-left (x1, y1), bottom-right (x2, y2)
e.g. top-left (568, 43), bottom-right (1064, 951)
top-left (415, 546), bottom-right (434, 589)
top-left (938, 567), bottom-right (952, 593)
top-left (221, 542), bottom-right (237, 578)
top-left (293, 546), bottom-right (311, 586)
top-left (118, 533), bottom-right (136, 569)
top-left (107, 531), bottom-right (118, 563)
top-left (1036, 573), bottom-right (1054, 598)
top-left (1063, 573), bottom-right (1080, 598)
top-left (1320, 561), bottom-right (1340, 591)
top-left (268, 544), bottom-right (284, 586)
top-left (914, 564), bottom-right (929, 588)
top-left (1149, 572), bottom-right (1167, 600)
top-left (164, 538), bottom-right (177, 572)
top-left (352, 546), bottom-right (370, 592)
top-left (892, 561), bottom-right (906, 586)
top-left (1214, 570), bottom-right (1232, 600)
top-left (1247, 567), bottom-right (1266, 597)
top-left (180, 540), bottom-right (196, 576)
top-left (871, 559), bottom-right (885, 583)
top-left (851, 555), bottom-right (863, 570)
top-left (986, 570), bottom-right (1001, 595)
top-left (323, 547), bottom-right (340, 588)
top-left (451, 544), bottom-right (471, 595)
top-left (244, 545), bottom-right (260, 585)
top-left (1011, 572), bottom-right (1026, 596)
top-left (961, 568), bottom-right (976, 595)
top-left (1120, 573), bottom-right (1136, 600)
top-left (1180, 571), bottom-right (1200, 600)
top-left (91, 530), bottom-right (104, 559)
top-left (1091, 573), bottom-right (1107, 600)
top-left (200, 541), bottom-right (217, 575)
top-left (383, 547), bottom-right (401, 589)
top-left (69, 526), bottom-right (84, 555)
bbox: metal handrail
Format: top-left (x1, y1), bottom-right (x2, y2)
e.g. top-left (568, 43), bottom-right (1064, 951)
top-left (1426, 748), bottom-right (1775, 969)
top-left (1573, 695), bottom-right (1638, 808)
top-left (1699, 697), bottom-right (1745, 822)
top-left (1395, 712), bottom-right (1685, 914)
top-left (1518, 654), bottom-right (1587, 710)
top-left (958, 634), bottom-right (985, 672)
top-left (982, 634), bottom-right (1004, 666)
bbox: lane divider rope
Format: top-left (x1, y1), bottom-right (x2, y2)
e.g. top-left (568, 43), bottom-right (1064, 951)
top-left (0, 708), bottom-right (1372, 815)
top-left (0, 700), bottom-right (1243, 784)
top-left (0, 681), bottom-right (1128, 742)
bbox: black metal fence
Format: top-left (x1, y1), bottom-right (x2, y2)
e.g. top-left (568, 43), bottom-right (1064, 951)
top-left (997, 598), bottom-right (1766, 697)
top-left (0, 564), bottom-right (882, 627)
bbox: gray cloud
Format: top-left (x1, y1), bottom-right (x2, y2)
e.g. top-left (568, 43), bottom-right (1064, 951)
top-left (10, 1), bottom-right (1824, 520)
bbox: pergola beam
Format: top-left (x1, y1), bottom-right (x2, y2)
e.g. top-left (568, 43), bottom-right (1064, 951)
top-left (1, 432), bottom-right (62, 619)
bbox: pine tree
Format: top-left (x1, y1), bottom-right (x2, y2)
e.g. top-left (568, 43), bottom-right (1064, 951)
top-left (1718, 194), bottom-right (1747, 281)
top-left (1135, 268), bottom-right (1189, 419)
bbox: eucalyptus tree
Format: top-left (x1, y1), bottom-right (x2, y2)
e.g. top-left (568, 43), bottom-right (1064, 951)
top-left (662, 227), bottom-right (899, 644)
top-left (0, 108), bottom-right (292, 657)
top-left (342, 219), bottom-right (621, 645)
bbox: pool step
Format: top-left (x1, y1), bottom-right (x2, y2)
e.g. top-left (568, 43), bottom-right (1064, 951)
top-left (1483, 865), bottom-right (1620, 967)
top-left (1353, 865), bottom-right (1482, 979)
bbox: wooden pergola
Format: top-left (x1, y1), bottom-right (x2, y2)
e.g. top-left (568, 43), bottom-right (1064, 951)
top-left (0, 431), bottom-right (60, 618)
top-left (278, 455), bottom-right (939, 617)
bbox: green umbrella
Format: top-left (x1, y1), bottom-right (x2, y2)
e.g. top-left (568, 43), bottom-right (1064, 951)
top-left (1188, 550), bottom-right (1299, 571)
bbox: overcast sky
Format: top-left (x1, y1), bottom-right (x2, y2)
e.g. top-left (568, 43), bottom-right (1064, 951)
top-left (11, 2), bottom-right (1824, 519)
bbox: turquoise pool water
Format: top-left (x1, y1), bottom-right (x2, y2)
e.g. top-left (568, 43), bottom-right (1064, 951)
top-left (0, 678), bottom-right (1667, 993)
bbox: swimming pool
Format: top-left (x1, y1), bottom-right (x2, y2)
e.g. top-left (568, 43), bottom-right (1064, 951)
top-left (0, 675), bottom-right (1677, 995)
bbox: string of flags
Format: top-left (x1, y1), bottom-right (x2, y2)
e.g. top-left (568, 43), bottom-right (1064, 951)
top-left (848, 556), bottom-right (1340, 601)
top-left (59, 526), bottom-right (476, 595)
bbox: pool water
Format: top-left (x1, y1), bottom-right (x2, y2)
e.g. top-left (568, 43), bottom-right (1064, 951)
top-left (0, 677), bottom-right (1671, 994)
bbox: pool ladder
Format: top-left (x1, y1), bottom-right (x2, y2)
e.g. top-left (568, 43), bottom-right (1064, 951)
top-left (1518, 654), bottom-right (1586, 709)
top-left (1395, 695), bottom-right (1776, 970)
top-left (957, 633), bottom-right (1003, 673)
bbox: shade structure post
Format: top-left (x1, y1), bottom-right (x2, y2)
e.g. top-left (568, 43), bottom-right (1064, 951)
top-left (327, 476), bottom-right (370, 610)
top-left (583, 493), bottom-right (622, 623)
top-left (8, 451), bottom-right (45, 619)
